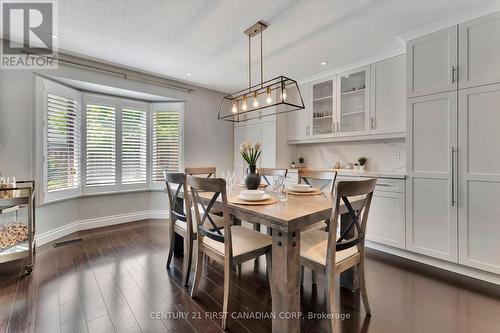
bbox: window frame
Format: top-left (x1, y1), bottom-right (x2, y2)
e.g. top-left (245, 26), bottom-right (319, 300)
top-left (149, 102), bottom-right (185, 190)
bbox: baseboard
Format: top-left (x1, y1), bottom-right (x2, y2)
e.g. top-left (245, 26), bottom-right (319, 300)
top-left (366, 241), bottom-right (500, 286)
top-left (35, 210), bottom-right (169, 246)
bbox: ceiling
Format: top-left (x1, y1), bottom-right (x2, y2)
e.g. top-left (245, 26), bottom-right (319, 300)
top-left (50, 0), bottom-right (500, 92)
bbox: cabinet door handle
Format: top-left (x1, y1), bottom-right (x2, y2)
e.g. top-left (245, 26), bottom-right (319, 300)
top-left (451, 146), bottom-right (456, 206)
top-left (451, 66), bottom-right (457, 83)
top-left (370, 117), bottom-right (375, 129)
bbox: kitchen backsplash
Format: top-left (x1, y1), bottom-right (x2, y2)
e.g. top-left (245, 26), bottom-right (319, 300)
top-left (293, 138), bottom-right (405, 172)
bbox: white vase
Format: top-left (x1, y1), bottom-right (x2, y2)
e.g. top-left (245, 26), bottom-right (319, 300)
top-left (359, 165), bottom-right (366, 171)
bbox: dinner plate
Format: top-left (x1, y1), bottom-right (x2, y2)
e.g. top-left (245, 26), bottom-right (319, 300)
top-left (237, 193), bottom-right (271, 202)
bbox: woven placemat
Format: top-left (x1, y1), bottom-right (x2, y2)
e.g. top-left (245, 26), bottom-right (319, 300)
top-left (283, 188), bottom-right (322, 196)
top-left (229, 196), bottom-right (278, 205)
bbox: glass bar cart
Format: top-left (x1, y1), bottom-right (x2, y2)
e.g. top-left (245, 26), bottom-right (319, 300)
top-left (0, 181), bottom-right (35, 275)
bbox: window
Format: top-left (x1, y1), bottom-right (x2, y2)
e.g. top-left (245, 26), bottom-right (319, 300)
top-left (85, 97), bottom-right (117, 190)
top-left (151, 103), bottom-right (184, 184)
top-left (38, 77), bottom-right (185, 202)
top-left (121, 106), bottom-right (147, 185)
top-left (41, 79), bottom-right (82, 202)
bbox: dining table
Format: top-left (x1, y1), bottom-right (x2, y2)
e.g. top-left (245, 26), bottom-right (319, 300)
top-left (176, 185), bottom-right (364, 333)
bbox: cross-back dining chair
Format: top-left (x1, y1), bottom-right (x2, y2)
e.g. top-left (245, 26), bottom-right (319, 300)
top-left (258, 167), bottom-right (288, 185)
top-left (164, 171), bottom-right (225, 287)
top-left (185, 166), bottom-right (221, 214)
top-left (298, 169), bottom-right (338, 193)
top-left (188, 175), bottom-right (272, 330)
top-left (300, 178), bottom-right (377, 332)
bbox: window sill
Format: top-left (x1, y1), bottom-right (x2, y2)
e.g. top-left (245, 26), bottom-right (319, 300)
top-left (38, 188), bottom-right (165, 207)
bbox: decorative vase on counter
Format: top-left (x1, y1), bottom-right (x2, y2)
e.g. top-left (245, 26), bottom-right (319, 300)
top-left (244, 165), bottom-right (261, 190)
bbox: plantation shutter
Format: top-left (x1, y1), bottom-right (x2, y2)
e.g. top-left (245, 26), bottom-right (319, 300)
top-left (43, 80), bottom-right (82, 203)
top-left (85, 102), bottom-right (116, 187)
top-left (46, 95), bottom-right (80, 191)
top-left (151, 103), bottom-right (184, 182)
top-left (122, 107), bottom-right (147, 184)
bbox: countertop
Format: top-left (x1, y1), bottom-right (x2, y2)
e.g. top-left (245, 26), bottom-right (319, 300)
top-left (286, 168), bottom-right (406, 179)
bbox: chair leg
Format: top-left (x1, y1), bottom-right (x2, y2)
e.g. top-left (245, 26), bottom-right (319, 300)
top-left (222, 258), bottom-right (233, 330)
top-left (325, 270), bottom-right (336, 333)
top-left (166, 227), bottom-right (176, 269)
top-left (265, 252), bottom-right (272, 280)
top-left (190, 247), bottom-right (203, 298)
top-left (182, 237), bottom-right (193, 287)
top-left (312, 270), bottom-right (317, 284)
top-left (358, 261), bottom-right (371, 316)
top-left (300, 266), bottom-right (304, 286)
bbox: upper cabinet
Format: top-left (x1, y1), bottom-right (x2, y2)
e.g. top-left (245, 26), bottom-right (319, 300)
top-left (459, 12), bottom-right (500, 89)
top-left (370, 55), bottom-right (406, 134)
top-left (310, 76), bottom-right (336, 137)
top-left (406, 26), bottom-right (458, 98)
top-left (337, 66), bottom-right (370, 136)
top-left (287, 82), bottom-right (310, 141)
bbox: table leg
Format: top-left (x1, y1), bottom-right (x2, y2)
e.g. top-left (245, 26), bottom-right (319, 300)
top-left (339, 211), bottom-right (359, 291)
top-left (271, 230), bottom-right (301, 333)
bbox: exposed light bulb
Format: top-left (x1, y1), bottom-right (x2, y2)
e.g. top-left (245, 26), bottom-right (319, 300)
top-left (266, 87), bottom-right (272, 104)
top-left (231, 101), bottom-right (238, 113)
top-left (281, 84), bottom-right (287, 101)
top-left (241, 95), bottom-right (248, 111)
top-left (253, 91), bottom-right (259, 107)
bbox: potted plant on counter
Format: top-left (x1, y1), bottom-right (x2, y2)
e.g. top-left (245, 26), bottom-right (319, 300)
top-left (240, 140), bottom-right (262, 190)
top-left (357, 156), bottom-right (367, 171)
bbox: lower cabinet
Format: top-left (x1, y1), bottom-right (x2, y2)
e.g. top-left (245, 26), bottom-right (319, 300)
top-left (366, 182), bottom-right (406, 249)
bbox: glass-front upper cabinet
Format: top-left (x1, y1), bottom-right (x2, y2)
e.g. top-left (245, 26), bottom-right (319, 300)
top-left (337, 66), bottom-right (370, 136)
top-left (310, 76), bottom-right (336, 136)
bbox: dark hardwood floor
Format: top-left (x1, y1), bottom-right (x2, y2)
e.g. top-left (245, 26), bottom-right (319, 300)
top-left (1, 219), bottom-right (500, 333)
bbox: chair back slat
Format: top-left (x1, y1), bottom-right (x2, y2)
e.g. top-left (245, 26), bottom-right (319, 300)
top-left (326, 178), bottom-right (377, 266)
top-left (187, 176), bottom-right (232, 252)
top-left (298, 169), bottom-right (338, 193)
top-left (185, 167), bottom-right (216, 178)
top-left (258, 168), bottom-right (288, 185)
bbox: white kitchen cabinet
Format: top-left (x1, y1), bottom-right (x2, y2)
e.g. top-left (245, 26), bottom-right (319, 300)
top-left (287, 82), bottom-right (310, 141)
top-left (458, 83), bottom-right (500, 274)
top-left (407, 26), bottom-right (458, 98)
top-left (260, 121), bottom-right (277, 168)
top-left (370, 55), bottom-right (405, 134)
top-left (406, 92), bottom-right (458, 262)
top-left (459, 12), bottom-right (500, 89)
top-left (366, 179), bottom-right (406, 249)
top-left (337, 66), bottom-right (370, 136)
top-left (310, 76), bottom-right (336, 137)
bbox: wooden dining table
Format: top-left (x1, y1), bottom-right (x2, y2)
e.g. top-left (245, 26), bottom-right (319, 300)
top-left (178, 187), bottom-right (364, 333)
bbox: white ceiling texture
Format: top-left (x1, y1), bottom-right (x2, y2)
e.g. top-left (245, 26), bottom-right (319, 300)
top-left (53, 0), bottom-right (500, 93)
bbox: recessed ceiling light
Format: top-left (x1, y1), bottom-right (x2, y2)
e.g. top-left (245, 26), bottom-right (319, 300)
top-left (52, 35), bottom-right (58, 39)
top-left (186, 73), bottom-right (192, 76)
top-left (320, 61), bottom-right (327, 66)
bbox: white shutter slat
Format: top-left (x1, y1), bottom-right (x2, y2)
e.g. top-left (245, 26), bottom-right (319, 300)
top-left (86, 103), bottom-right (116, 187)
top-left (152, 111), bottom-right (181, 181)
top-left (47, 93), bottom-right (80, 192)
top-left (122, 108), bottom-right (147, 184)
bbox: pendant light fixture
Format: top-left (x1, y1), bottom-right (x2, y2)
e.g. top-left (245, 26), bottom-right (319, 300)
top-left (218, 21), bottom-right (304, 122)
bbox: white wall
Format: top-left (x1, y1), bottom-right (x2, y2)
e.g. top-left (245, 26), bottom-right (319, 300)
top-left (293, 138), bottom-right (406, 172)
top-left (0, 64), bottom-right (233, 239)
